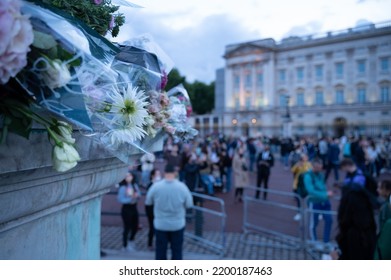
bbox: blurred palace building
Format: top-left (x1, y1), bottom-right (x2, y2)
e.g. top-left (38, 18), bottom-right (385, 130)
top-left (193, 21), bottom-right (391, 138)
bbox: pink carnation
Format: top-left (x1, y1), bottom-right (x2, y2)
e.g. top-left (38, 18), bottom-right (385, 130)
top-left (0, 0), bottom-right (33, 84)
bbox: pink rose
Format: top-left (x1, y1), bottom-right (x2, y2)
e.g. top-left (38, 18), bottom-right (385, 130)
top-left (0, 51), bottom-right (28, 83)
top-left (0, 0), bottom-right (33, 84)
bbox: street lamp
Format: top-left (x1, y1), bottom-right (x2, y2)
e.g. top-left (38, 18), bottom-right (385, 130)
top-left (284, 94), bottom-right (291, 121)
top-left (282, 94), bottom-right (292, 138)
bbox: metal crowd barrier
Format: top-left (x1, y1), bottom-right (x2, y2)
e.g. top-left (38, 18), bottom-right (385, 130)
top-left (241, 187), bottom-right (305, 250)
top-left (101, 189), bottom-right (227, 257)
top-left (303, 196), bottom-right (340, 259)
top-left (241, 187), bottom-right (344, 259)
top-left (185, 192), bottom-right (227, 257)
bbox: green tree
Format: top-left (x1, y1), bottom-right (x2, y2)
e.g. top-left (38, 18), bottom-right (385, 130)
top-left (165, 68), bottom-right (187, 91)
top-left (188, 81), bottom-right (215, 115)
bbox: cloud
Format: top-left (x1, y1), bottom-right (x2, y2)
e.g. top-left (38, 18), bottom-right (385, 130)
top-left (283, 21), bottom-right (323, 38)
top-left (111, 10), bottom-right (259, 83)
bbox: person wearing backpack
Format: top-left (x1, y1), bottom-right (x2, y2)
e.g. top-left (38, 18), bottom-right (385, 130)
top-left (331, 158), bottom-right (377, 259)
top-left (291, 153), bottom-right (312, 221)
top-left (304, 158), bottom-right (334, 246)
top-left (338, 158), bottom-right (379, 209)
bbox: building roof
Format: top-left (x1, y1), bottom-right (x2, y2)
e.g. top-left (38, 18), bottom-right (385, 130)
top-left (224, 20), bottom-right (391, 56)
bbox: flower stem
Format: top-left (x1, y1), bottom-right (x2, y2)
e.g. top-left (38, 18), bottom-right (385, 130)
top-left (46, 126), bottom-right (63, 147)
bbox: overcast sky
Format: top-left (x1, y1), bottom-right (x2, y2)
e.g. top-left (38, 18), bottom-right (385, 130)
top-left (112, 0), bottom-right (391, 83)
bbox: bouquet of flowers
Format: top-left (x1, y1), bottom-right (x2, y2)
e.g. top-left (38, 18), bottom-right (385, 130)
top-left (166, 84), bottom-right (198, 141)
top-left (0, 0), bottom-right (197, 172)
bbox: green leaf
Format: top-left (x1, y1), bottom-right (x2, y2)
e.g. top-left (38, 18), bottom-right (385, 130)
top-left (33, 30), bottom-right (58, 50)
top-left (56, 47), bottom-right (81, 67)
top-left (7, 115), bottom-right (32, 139)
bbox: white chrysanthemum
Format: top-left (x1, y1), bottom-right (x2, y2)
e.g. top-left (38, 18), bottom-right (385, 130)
top-left (104, 125), bottom-right (147, 146)
top-left (110, 86), bottom-right (149, 127)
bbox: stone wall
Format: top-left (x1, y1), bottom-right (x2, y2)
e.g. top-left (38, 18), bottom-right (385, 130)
top-left (0, 131), bottom-right (129, 259)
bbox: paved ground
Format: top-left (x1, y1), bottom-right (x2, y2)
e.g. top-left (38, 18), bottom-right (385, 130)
top-left (101, 226), bottom-right (314, 260)
top-left (101, 159), bottom-right (340, 260)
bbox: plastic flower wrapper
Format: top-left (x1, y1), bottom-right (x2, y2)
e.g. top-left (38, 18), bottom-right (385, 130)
top-left (99, 128), bottom-right (166, 165)
top-left (111, 46), bottom-right (162, 93)
top-left (166, 84), bottom-right (198, 141)
top-left (116, 34), bottom-right (174, 91)
top-left (122, 34), bottom-right (174, 75)
top-left (15, 1), bottom-right (120, 130)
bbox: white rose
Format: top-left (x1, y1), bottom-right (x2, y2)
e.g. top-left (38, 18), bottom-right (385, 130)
top-left (52, 143), bottom-right (81, 172)
top-left (57, 121), bottom-right (75, 144)
top-left (42, 59), bottom-right (71, 89)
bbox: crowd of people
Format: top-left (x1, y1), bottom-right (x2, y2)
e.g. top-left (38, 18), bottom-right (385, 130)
top-left (114, 132), bottom-right (391, 260)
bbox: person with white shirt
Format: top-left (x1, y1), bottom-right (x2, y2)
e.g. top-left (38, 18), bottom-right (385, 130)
top-left (145, 164), bottom-right (193, 260)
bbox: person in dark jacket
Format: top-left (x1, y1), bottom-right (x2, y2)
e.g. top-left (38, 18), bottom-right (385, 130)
top-left (247, 138), bottom-right (257, 172)
top-left (334, 187), bottom-right (377, 259)
top-left (145, 169), bottom-right (162, 249)
top-left (280, 138), bottom-right (293, 170)
top-left (339, 158), bottom-right (366, 197)
top-left (325, 138), bottom-right (340, 182)
top-left (374, 174), bottom-right (391, 259)
top-left (256, 145), bottom-right (274, 200)
top-left (353, 139), bottom-right (367, 174)
top-left (221, 149), bottom-right (233, 193)
top-left (183, 153), bottom-right (200, 192)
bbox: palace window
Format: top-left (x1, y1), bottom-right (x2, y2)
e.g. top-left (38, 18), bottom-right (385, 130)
top-left (357, 86), bottom-right (366, 104)
top-left (297, 67), bottom-right (304, 82)
top-left (315, 90), bottom-right (324, 106)
top-left (279, 69), bottom-right (286, 82)
top-left (336, 89), bottom-right (344, 105)
top-left (381, 85), bottom-right (389, 103)
top-left (257, 72), bottom-right (263, 89)
top-left (297, 91), bottom-right (305, 107)
top-left (380, 57), bottom-right (389, 72)
top-left (335, 62), bottom-right (344, 79)
top-left (315, 65), bottom-right (323, 80)
top-left (357, 59), bottom-right (366, 75)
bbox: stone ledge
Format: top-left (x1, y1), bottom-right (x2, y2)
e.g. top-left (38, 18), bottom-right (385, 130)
top-left (0, 131), bottom-right (130, 259)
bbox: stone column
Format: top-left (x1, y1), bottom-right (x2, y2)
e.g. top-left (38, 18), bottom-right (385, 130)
top-left (0, 131), bottom-right (145, 259)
